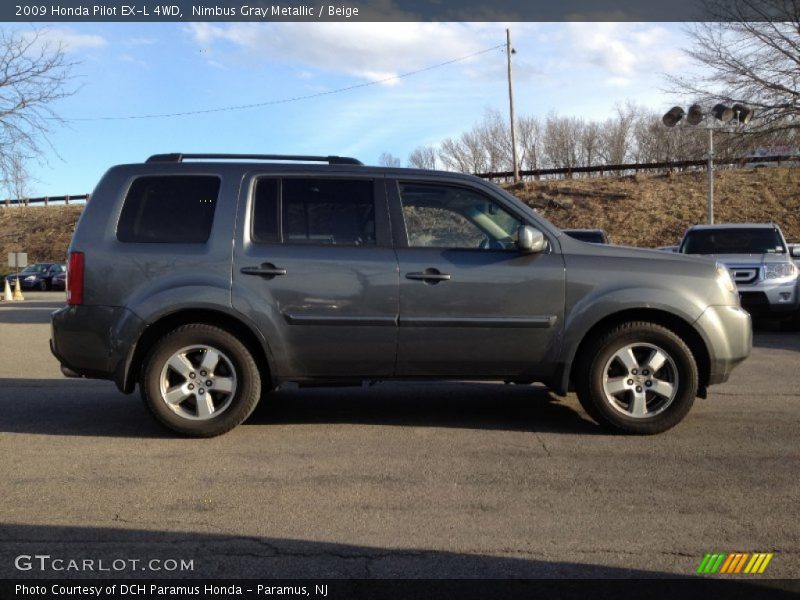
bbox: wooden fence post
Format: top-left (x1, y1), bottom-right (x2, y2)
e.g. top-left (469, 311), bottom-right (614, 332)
top-left (65, 195), bottom-right (70, 205)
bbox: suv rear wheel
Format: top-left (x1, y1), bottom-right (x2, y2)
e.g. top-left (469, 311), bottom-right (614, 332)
top-left (575, 322), bottom-right (697, 434)
top-left (140, 324), bottom-right (261, 437)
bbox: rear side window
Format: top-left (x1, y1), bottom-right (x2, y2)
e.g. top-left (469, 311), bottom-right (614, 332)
top-left (117, 175), bottom-right (220, 243)
top-left (252, 178), bottom-right (375, 246)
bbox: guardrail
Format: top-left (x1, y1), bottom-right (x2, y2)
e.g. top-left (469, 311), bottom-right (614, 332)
top-left (475, 155), bottom-right (800, 181)
top-left (1, 194), bottom-right (90, 207)
top-left (2, 154), bottom-right (798, 205)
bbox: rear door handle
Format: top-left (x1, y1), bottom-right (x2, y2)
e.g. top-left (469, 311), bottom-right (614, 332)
top-left (405, 268), bottom-right (451, 284)
top-left (241, 263), bottom-right (287, 278)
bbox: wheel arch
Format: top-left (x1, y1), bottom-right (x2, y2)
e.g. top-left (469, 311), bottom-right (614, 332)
top-left (563, 308), bottom-right (711, 398)
top-left (119, 308), bottom-right (274, 394)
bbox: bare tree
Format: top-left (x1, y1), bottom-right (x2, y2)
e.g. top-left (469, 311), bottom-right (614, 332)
top-left (378, 152), bottom-right (401, 168)
top-left (0, 28), bottom-right (75, 196)
top-left (542, 114), bottom-right (584, 171)
top-left (517, 115), bottom-right (542, 171)
top-left (407, 145), bottom-right (437, 170)
top-left (599, 103), bottom-right (639, 165)
top-left (667, 0), bottom-right (800, 134)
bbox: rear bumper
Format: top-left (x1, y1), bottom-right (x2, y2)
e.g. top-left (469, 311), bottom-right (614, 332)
top-left (695, 305), bottom-right (752, 386)
top-left (50, 305), bottom-right (145, 389)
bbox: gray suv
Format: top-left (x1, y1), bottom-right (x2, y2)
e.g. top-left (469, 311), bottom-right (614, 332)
top-left (50, 154), bottom-right (752, 437)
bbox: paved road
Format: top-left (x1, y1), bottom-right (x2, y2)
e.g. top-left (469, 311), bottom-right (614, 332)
top-left (0, 294), bottom-right (798, 580)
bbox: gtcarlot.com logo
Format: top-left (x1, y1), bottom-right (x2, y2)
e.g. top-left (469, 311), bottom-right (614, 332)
top-left (14, 554), bottom-right (194, 573)
top-left (697, 552), bottom-right (774, 575)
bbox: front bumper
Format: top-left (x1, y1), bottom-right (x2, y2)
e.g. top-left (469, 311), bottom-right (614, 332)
top-left (738, 279), bottom-right (799, 316)
top-left (695, 305), bottom-right (752, 386)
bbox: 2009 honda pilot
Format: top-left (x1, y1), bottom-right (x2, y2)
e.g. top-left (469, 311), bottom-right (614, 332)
top-left (50, 154), bottom-right (752, 437)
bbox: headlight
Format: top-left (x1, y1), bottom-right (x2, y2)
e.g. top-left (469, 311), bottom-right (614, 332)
top-left (764, 263), bottom-right (798, 281)
top-left (24, 276), bottom-right (36, 281)
top-left (716, 263), bottom-right (736, 294)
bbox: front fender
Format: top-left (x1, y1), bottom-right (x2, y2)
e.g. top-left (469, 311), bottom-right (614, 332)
top-left (554, 286), bottom-right (708, 395)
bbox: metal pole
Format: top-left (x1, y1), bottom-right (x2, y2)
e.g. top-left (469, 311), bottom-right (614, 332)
top-left (506, 28), bottom-right (519, 183)
top-left (707, 124), bottom-right (714, 224)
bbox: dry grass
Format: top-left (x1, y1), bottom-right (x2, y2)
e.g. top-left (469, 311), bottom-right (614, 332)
top-left (0, 168), bottom-right (798, 270)
top-left (507, 167), bottom-right (800, 246)
top-left (0, 205), bottom-right (83, 270)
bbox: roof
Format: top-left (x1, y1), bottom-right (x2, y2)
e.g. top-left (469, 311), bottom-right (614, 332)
top-left (686, 223), bottom-right (778, 231)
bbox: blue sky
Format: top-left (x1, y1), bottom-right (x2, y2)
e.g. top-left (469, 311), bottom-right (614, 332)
top-left (7, 21), bottom-right (693, 197)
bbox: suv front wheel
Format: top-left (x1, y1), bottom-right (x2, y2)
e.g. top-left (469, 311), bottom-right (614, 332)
top-left (575, 322), bottom-right (698, 434)
top-left (140, 324), bottom-right (262, 437)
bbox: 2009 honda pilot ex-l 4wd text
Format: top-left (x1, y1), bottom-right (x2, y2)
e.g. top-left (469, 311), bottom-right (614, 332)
top-left (50, 153), bottom-right (752, 437)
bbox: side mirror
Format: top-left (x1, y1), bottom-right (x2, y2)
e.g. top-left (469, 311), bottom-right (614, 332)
top-left (517, 225), bottom-right (546, 253)
top-left (790, 246), bottom-right (800, 258)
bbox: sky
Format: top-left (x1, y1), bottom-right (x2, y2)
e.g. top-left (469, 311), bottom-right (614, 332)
top-left (5, 21), bottom-right (694, 197)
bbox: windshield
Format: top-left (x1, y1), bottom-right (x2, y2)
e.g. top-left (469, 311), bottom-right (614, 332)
top-left (565, 230), bottom-right (607, 244)
top-left (681, 229), bottom-right (786, 255)
top-left (19, 264), bottom-right (50, 274)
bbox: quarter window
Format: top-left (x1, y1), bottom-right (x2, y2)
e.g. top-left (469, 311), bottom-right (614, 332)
top-left (117, 176), bottom-right (220, 243)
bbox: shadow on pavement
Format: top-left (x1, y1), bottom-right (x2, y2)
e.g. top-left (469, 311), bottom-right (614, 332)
top-left (0, 379), bottom-right (600, 438)
top-left (0, 301), bottom-right (64, 324)
top-left (253, 382), bottom-right (601, 435)
top-left (1, 523), bottom-right (797, 590)
top-left (752, 331), bottom-right (800, 352)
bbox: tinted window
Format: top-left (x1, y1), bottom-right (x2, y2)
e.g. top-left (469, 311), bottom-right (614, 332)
top-left (681, 228), bottom-right (786, 254)
top-left (251, 178), bottom-right (279, 243)
top-left (280, 179), bottom-right (375, 246)
top-left (399, 183), bottom-right (521, 250)
top-left (117, 176), bottom-right (220, 243)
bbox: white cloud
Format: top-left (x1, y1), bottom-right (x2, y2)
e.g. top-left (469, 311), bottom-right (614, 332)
top-left (565, 23), bottom-right (688, 78)
top-left (185, 23), bottom-right (509, 84)
top-left (37, 28), bottom-right (107, 52)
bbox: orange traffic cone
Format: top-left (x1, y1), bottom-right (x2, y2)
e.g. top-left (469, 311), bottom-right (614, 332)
top-left (12, 277), bottom-right (24, 301)
top-left (2, 278), bottom-right (12, 302)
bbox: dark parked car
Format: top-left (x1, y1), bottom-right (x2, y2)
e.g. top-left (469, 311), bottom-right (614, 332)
top-left (51, 271), bottom-right (67, 291)
top-left (51, 153), bottom-right (751, 437)
top-left (5, 263), bottom-right (65, 291)
top-left (562, 228), bottom-right (610, 244)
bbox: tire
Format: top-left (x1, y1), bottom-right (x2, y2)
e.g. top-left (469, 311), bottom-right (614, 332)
top-left (140, 323), bottom-right (262, 437)
top-left (39, 280), bottom-right (48, 291)
top-left (574, 321), bottom-right (698, 434)
top-left (779, 311), bottom-right (800, 332)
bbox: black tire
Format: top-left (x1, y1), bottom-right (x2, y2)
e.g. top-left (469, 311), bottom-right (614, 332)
top-left (39, 280), bottom-right (48, 291)
top-left (574, 321), bottom-right (698, 435)
top-left (140, 323), bottom-right (262, 437)
top-left (779, 311), bottom-right (800, 332)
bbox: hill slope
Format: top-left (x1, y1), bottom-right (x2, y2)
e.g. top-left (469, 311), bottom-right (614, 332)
top-left (0, 168), bottom-right (798, 268)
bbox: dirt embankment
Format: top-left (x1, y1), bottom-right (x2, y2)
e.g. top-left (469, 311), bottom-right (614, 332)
top-left (508, 167), bottom-right (800, 246)
top-left (0, 168), bottom-right (798, 269)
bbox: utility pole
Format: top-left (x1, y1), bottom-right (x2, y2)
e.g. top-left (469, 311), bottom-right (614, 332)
top-left (706, 124), bottom-right (714, 224)
top-left (506, 28), bottom-right (519, 183)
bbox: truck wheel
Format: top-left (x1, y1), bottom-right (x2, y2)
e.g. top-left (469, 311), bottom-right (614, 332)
top-left (575, 322), bottom-right (698, 434)
top-left (140, 324), bottom-right (261, 437)
top-left (779, 311), bottom-right (800, 332)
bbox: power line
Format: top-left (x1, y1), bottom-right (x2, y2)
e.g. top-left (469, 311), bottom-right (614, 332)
top-left (62, 44), bottom-right (506, 122)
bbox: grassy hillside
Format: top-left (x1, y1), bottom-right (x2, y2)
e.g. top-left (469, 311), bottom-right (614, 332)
top-left (509, 167), bottom-right (800, 246)
top-left (0, 168), bottom-right (798, 269)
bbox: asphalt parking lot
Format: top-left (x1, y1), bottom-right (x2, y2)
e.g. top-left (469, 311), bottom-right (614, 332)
top-left (0, 293), bottom-right (798, 581)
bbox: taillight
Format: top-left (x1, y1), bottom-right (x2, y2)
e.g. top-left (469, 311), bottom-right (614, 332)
top-left (67, 252), bottom-right (84, 305)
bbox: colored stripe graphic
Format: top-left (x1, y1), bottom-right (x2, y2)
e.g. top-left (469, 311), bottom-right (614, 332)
top-left (700, 552), bottom-right (774, 575)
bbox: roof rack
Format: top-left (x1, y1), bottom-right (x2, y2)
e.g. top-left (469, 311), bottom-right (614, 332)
top-left (145, 153), bottom-right (363, 165)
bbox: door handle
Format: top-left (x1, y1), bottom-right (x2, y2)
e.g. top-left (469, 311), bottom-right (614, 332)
top-left (405, 268), bottom-right (451, 284)
top-left (241, 263), bottom-right (287, 278)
